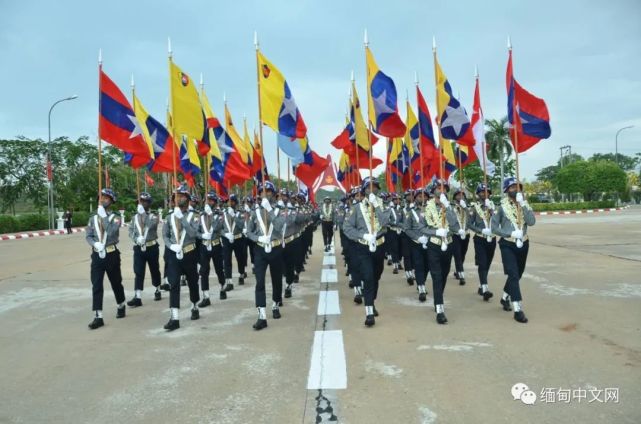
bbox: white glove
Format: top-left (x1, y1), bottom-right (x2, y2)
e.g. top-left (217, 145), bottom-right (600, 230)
top-left (97, 205), bottom-right (107, 218)
top-left (436, 228), bottom-right (448, 237)
top-left (93, 241), bottom-right (105, 251)
top-left (136, 236), bottom-right (145, 245)
top-left (204, 204), bottom-right (213, 215)
top-left (459, 199), bottom-right (467, 208)
top-left (227, 207), bottom-right (234, 216)
top-left (173, 207), bottom-right (183, 219)
top-left (516, 192), bottom-right (525, 206)
top-left (485, 199), bottom-right (493, 209)
top-left (169, 243), bottom-right (182, 253)
top-left (439, 194), bottom-right (450, 208)
top-left (224, 232), bottom-right (234, 241)
top-left (137, 204), bottom-right (145, 215)
top-left (389, 202), bottom-right (394, 208)
top-left (261, 198), bottom-right (272, 212)
top-left (511, 229), bottom-right (524, 239)
top-left (362, 233), bottom-right (376, 243)
top-left (482, 228), bottom-right (492, 237)
top-left (417, 235), bottom-right (428, 245)
top-left (368, 193), bottom-right (379, 208)
top-left (458, 229), bottom-right (466, 237)
top-left (258, 235), bottom-right (270, 244)
top-left (201, 232), bottom-right (212, 240)
top-left (244, 204), bottom-right (251, 212)
top-left (409, 202), bottom-right (415, 208)
top-left (242, 228), bottom-right (248, 235)
top-left (287, 202), bottom-right (293, 208)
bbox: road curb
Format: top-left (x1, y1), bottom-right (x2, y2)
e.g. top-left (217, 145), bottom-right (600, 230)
top-left (535, 205), bottom-right (630, 216)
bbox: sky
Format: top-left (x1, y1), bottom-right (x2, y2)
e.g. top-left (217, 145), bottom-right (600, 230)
top-left (1, 0), bottom-right (640, 182)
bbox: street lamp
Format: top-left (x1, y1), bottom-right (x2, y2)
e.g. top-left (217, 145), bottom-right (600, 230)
top-left (48, 95), bottom-right (78, 230)
top-left (615, 125), bottom-right (634, 168)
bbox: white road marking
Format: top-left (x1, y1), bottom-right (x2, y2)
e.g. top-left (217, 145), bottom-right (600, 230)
top-left (317, 290), bottom-right (341, 315)
top-left (307, 330), bottom-right (347, 389)
top-left (321, 268), bottom-right (338, 283)
top-left (322, 255), bottom-right (336, 266)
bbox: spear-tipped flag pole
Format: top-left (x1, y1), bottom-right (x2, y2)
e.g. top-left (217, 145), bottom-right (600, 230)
top-left (200, 73), bottom-right (209, 196)
top-left (254, 31), bottom-right (266, 197)
top-left (363, 29), bottom-right (376, 238)
top-left (415, 71), bottom-right (425, 190)
top-left (97, 49), bottom-right (103, 199)
top-left (131, 73), bottom-right (141, 199)
top-left (168, 37), bottom-right (177, 188)
top-left (474, 65), bottom-right (490, 201)
top-left (432, 37), bottom-right (448, 242)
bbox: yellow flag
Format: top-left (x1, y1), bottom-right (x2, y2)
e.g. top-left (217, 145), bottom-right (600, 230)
top-left (224, 104), bottom-right (250, 163)
top-left (242, 118), bottom-right (254, 163)
top-left (132, 93), bottom-right (155, 159)
top-left (170, 61), bottom-right (204, 146)
top-left (351, 82), bottom-right (372, 151)
top-left (200, 89), bottom-right (223, 163)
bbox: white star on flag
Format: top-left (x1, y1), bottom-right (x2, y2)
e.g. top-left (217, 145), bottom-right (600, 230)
top-left (150, 130), bottom-right (164, 154)
top-left (373, 90), bottom-right (395, 115)
top-left (279, 95), bottom-right (298, 121)
top-left (441, 105), bottom-right (469, 136)
top-left (127, 114), bottom-right (143, 139)
top-left (216, 132), bottom-right (235, 155)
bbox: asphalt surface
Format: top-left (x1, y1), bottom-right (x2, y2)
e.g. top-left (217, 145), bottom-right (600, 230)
top-left (0, 207), bottom-right (640, 423)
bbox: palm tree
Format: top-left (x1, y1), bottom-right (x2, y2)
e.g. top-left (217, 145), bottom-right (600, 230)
top-left (485, 117), bottom-right (512, 186)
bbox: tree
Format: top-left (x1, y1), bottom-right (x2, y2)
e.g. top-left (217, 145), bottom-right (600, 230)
top-left (555, 161), bottom-right (590, 199)
top-left (589, 153), bottom-right (640, 172)
top-left (0, 136), bottom-right (48, 213)
top-left (485, 117), bottom-right (512, 186)
top-left (556, 159), bottom-right (627, 200)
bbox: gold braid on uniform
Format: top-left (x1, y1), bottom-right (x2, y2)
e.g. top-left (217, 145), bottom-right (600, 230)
top-left (359, 201), bottom-right (381, 233)
top-left (424, 199), bottom-right (448, 230)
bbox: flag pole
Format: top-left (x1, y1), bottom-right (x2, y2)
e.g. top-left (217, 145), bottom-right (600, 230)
top-left (200, 73), bottom-right (209, 197)
top-left (432, 36), bottom-right (448, 237)
top-left (131, 74), bottom-right (141, 199)
top-left (97, 49), bottom-right (103, 198)
top-left (168, 38), bottom-right (178, 189)
top-left (350, 73), bottom-right (361, 185)
top-left (508, 37), bottom-right (523, 230)
top-left (476, 66), bottom-right (489, 200)
top-left (254, 32), bottom-right (266, 198)
top-left (363, 30), bottom-right (376, 240)
top-left (415, 73), bottom-right (425, 190)
top-left (406, 92), bottom-right (413, 192)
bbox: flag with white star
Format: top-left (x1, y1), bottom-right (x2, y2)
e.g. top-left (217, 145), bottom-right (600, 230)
top-left (434, 58), bottom-right (474, 145)
top-left (365, 48), bottom-right (406, 138)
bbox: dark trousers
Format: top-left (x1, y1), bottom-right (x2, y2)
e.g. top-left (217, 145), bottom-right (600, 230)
top-left (222, 237), bottom-right (247, 279)
top-left (199, 243), bottom-right (225, 291)
top-left (321, 221), bottom-right (333, 246)
top-left (452, 234), bottom-right (470, 274)
top-left (499, 239), bottom-right (529, 302)
top-left (473, 235), bottom-right (497, 286)
top-left (411, 243), bottom-right (430, 286)
top-left (65, 221), bottom-right (72, 234)
top-left (133, 244), bottom-right (161, 291)
top-left (283, 238), bottom-right (299, 284)
top-left (427, 241), bottom-right (453, 306)
top-left (401, 233), bottom-right (413, 271)
top-left (91, 250), bottom-right (125, 311)
top-left (254, 245), bottom-right (284, 308)
top-left (167, 249), bottom-right (200, 309)
top-left (247, 238), bottom-right (256, 266)
top-left (385, 229), bottom-right (401, 263)
top-left (352, 242), bottom-right (385, 306)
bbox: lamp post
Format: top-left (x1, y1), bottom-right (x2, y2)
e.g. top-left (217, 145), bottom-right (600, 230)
top-left (615, 125), bottom-right (633, 168)
top-left (47, 95), bottom-right (78, 229)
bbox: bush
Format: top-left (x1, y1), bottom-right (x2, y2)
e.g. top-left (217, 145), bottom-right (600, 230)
top-left (73, 211), bottom-right (90, 227)
top-left (16, 214), bottom-right (48, 231)
top-left (0, 215), bottom-right (19, 233)
top-left (530, 201), bottom-right (615, 212)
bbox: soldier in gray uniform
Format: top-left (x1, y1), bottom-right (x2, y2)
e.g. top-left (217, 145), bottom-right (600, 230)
top-left (467, 183), bottom-right (496, 302)
top-left (400, 189), bottom-right (416, 285)
top-left (281, 191), bottom-right (305, 298)
top-left (385, 193), bottom-right (403, 274)
top-left (451, 188), bottom-right (471, 285)
top-left (198, 190), bottom-right (227, 306)
top-left (491, 177), bottom-right (536, 324)
top-left (343, 176), bottom-right (390, 327)
top-left (221, 194), bottom-right (247, 290)
top-left (162, 184), bottom-right (201, 331)
top-left (422, 180), bottom-right (462, 325)
top-left (86, 188), bottom-right (126, 330)
top-left (127, 192), bottom-right (162, 307)
top-left (403, 186), bottom-right (431, 303)
top-left (320, 197), bottom-right (335, 252)
top-left (246, 180), bottom-right (287, 330)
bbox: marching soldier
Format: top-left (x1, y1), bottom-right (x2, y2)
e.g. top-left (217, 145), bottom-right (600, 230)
top-left (221, 194), bottom-right (247, 289)
top-left (86, 188), bottom-right (126, 330)
top-left (400, 190), bottom-right (416, 285)
top-left (451, 188), bottom-right (471, 285)
top-left (343, 176), bottom-right (390, 327)
top-left (162, 184), bottom-right (201, 331)
top-left (403, 187), bottom-right (431, 303)
top-left (423, 180), bottom-right (462, 324)
top-left (320, 197), bottom-right (335, 252)
top-left (385, 193), bottom-right (403, 274)
top-left (281, 191), bottom-right (305, 298)
top-left (491, 177), bottom-right (536, 323)
top-left (468, 183), bottom-right (496, 302)
top-left (127, 192), bottom-right (162, 307)
top-left (243, 196), bottom-right (256, 274)
top-left (246, 181), bottom-right (287, 330)
top-left (198, 190), bottom-right (227, 306)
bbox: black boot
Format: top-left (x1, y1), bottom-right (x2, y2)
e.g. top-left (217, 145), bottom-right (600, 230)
top-left (364, 315), bottom-right (375, 327)
top-left (160, 282), bottom-right (170, 291)
top-left (398, 263), bottom-right (404, 270)
top-left (272, 308), bottom-right (281, 319)
top-left (500, 298), bottom-right (512, 311)
top-left (459, 278), bottom-right (466, 286)
top-left (354, 294), bottom-right (363, 304)
top-left (219, 290), bottom-right (227, 300)
top-left (88, 317), bottom-right (104, 330)
top-left (225, 283), bottom-right (234, 292)
top-left (164, 319), bottom-right (180, 331)
top-left (181, 276), bottom-right (186, 286)
top-left (126, 297), bottom-right (142, 307)
top-left (418, 292), bottom-right (427, 302)
top-left (453, 272), bottom-right (460, 280)
top-left (387, 259), bottom-right (392, 266)
top-left (284, 286), bottom-right (292, 298)
top-left (407, 276), bottom-right (415, 286)
top-left (293, 274), bottom-right (299, 284)
top-left (154, 290), bottom-right (162, 301)
top-left (238, 277), bottom-right (245, 285)
top-left (373, 306), bottom-right (379, 317)
top-left (514, 311), bottom-right (528, 323)
top-left (242, 272), bottom-right (248, 279)
top-left (191, 308), bottom-right (200, 320)
top-left (393, 267), bottom-right (398, 275)
top-left (116, 306), bottom-right (126, 319)
top-left (198, 298), bottom-right (211, 308)
top-left (483, 291), bottom-right (494, 302)
top-left (436, 313), bottom-right (448, 324)
top-left (253, 319), bottom-right (267, 330)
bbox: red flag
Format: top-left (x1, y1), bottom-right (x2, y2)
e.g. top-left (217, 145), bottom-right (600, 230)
top-left (294, 150), bottom-right (329, 189)
top-left (346, 145), bottom-right (383, 169)
top-left (144, 172), bottom-right (155, 187)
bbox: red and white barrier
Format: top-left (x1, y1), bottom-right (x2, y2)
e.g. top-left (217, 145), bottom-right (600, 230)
top-left (536, 206), bottom-right (630, 216)
top-left (0, 227), bottom-right (86, 241)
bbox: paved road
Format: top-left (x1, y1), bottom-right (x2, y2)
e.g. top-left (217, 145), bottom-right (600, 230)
top-left (1, 208), bottom-right (640, 423)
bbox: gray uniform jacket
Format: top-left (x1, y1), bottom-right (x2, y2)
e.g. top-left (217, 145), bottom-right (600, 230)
top-left (320, 204), bottom-right (335, 222)
top-left (162, 209), bottom-right (200, 246)
top-left (86, 212), bottom-right (121, 248)
top-left (128, 212), bottom-right (159, 243)
top-left (403, 201), bottom-right (461, 241)
top-left (343, 201), bottom-right (391, 243)
top-left (198, 212), bottom-right (223, 242)
top-left (491, 200), bottom-right (536, 240)
top-left (221, 209), bottom-right (245, 237)
top-left (246, 204), bottom-right (287, 244)
top-left (467, 202), bottom-right (495, 236)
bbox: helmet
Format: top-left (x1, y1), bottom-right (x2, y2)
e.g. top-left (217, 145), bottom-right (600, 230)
top-left (245, 195), bottom-right (254, 203)
top-left (101, 188), bottom-right (117, 202)
top-left (453, 187), bottom-right (466, 198)
top-left (206, 190), bottom-right (219, 202)
top-left (404, 189), bottom-right (414, 198)
top-left (174, 184), bottom-right (191, 200)
top-left (502, 177), bottom-right (523, 193)
top-left (323, 197), bottom-right (331, 202)
top-left (139, 192), bottom-right (152, 202)
top-left (429, 179), bottom-right (450, 194)
top-left (257, 180), bottom-right (276, 193)
top-left (190, 193), bottom-right (201, 203)
top-left (229, 194), bottom-right (238, 203)
top-left (476, 183), bottom-right (492, 195)
top-left (360, 176), bottom-right (381, 192)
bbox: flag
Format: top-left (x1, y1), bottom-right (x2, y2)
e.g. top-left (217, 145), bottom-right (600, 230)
top-left (434, 58), bottom-right (475, 145)
top-left (144, 171), bottom-right (155, 187)
top-left (98, 69), bottom-right (151, 161)
top-left (132, 93), bottom-right (177, 173)
top-left (224, 104), bottom-right (251, 165)
top-left (312, 155), bottom-right (345, 193)
top-left (178, 136), bottom-right (201, 177)
top-left (337, 151), bottom-right (351, 189)
top-left (365, 48), bottom-right (406, 137)
top-left (506, 49), bottom-right (551, 153)
top-left (242, 119), bottom-right (254, 166)
top-left (251, 130), bottom-right (269, 183)
top-left (169, 61), bottom-right (208, 154)
top-left (200, 89), bottom-right (225, 181)
top-left (295, 150), bottom-right (329, 190)
top-left (387, 137), bottom-right (405, 185)
top-left (257, 51), bottom-right (307, 139)
top-left (222, 104), bottom-right (252, 185)
top-left (471, 77), bottom-right (496, 176)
